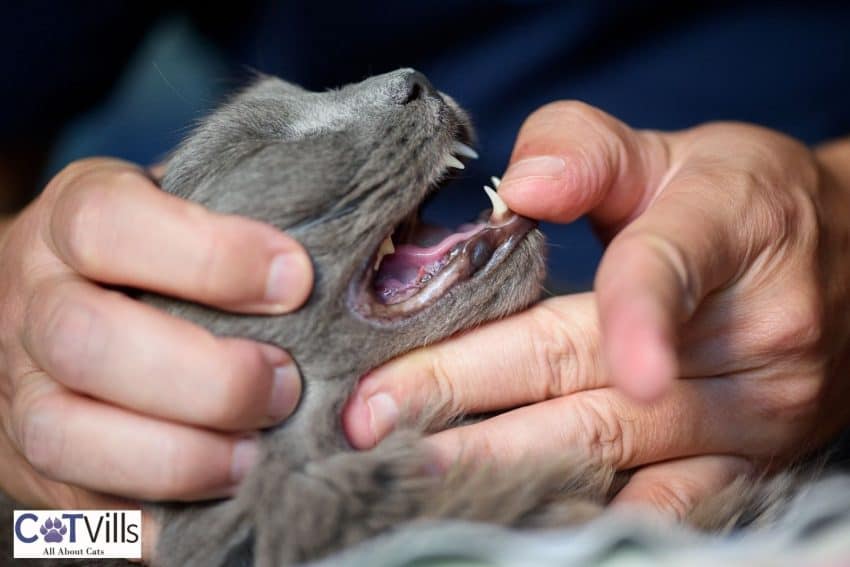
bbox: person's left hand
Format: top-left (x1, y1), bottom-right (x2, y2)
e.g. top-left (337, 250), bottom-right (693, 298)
top-left (342, 102), bottom-right (850, 518)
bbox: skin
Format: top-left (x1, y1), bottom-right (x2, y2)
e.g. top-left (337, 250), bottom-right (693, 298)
top-left (0, 158), bottom-right (313, 558)
top-left (343, 101), bottom-right (850, 520)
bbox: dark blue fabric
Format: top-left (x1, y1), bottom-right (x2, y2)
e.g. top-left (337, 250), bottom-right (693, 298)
top-left (3, 1), bottom-right (849, 287)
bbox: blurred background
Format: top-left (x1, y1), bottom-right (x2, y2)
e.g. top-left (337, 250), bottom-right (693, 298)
top-left (4, 1), bottom-right (850, 290)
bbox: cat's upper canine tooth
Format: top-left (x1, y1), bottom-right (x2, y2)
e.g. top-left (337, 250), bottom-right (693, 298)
top-left (374, 234), bottom-right (395, 270)
top-left (483, 185), bottom-right (509, 222)
top-left (445, 155), bottom-right (465, 170)
top-left (490, 176), bottom-right (501, 189)
top-left (452, 141), bottom-right (479, 160)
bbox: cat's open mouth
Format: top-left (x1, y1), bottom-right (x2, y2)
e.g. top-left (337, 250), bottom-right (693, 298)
top-left (351, 141), bottom-right (536, 322)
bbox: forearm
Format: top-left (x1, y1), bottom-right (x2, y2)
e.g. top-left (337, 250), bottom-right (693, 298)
top-left (814, 137), bottom-right (850, 256)
top-left (814, 136), bottom-right (850, 244)
top-left (816, 136), bottom-right (850, 189)
top-left (812, 136), bottom-right (850, 436)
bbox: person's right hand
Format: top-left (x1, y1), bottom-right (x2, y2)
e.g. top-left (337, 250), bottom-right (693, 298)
top-left (0, 158), bottom-right (312, 517)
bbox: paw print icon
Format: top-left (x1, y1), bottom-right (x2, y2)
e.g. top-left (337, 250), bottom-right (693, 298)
top-left (40, 517), bottom-right (67, 543)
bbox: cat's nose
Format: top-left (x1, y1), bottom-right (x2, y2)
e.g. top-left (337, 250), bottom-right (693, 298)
top-left (401, 71), bottom-right (438, 104)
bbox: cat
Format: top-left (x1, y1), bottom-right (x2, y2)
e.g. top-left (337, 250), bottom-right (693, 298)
top-left (0, 69), bottom-right (810, 566)
top-left (148, 68), bottom-right (555, 566)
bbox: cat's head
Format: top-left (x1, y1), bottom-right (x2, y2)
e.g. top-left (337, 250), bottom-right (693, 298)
top-left (161, 69), bottom-right (545, 373)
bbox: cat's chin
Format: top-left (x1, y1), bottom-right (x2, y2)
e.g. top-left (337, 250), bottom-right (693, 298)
top-left (347, 158), bottom-right (537, 323)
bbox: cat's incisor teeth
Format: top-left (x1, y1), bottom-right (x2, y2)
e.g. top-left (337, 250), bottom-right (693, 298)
top-left (483, 185), bottom-right (509, 222)
top-left (445, 155), bottom-right (465, 170)
top-left (374, 234), bottom-right (395, 270)
top-left (452, 141), bottom-right (479, 160)
top-left (490, 176), bottom-right (501, 189)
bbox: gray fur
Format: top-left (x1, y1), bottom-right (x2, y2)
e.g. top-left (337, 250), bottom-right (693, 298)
top-left (0, 70), bottom-right (828, 566)
top-left (149, 69), bottom-right (550, 566)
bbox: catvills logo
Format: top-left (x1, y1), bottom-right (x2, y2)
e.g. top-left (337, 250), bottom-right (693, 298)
top-left (13, 510), bottom-right (141, 559)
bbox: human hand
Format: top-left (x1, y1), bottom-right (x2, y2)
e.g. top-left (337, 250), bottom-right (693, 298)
top-left (342, 102), bottom-right (850, 517)
top-left (0, 158), bottom-right (313, 555)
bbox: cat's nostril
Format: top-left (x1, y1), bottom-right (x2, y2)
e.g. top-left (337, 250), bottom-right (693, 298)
top-left (402, 71), bottom-right (438, 104)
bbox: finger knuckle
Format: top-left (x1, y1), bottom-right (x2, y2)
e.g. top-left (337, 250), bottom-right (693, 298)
top-left (152, 436), bottom-right (199, 499)
top-left (603, 231), bottom-right (696, 312)
top-left (758, 292), bottom-right (823, 356)
top-left (698, 164), bottom-right (817, 253)
top-left (184, 208), bottom-right (230, 301)
top-left (571, 394), bottom-right (628, 465)
top-left (27, 284), bottom-right (103, 390)
top-left (51, 182), bottom-right (107, 273)
top-left (641, 480), bottom-right (699, 520)
top-left (201, 344), bottom-right (266, 428)
top-left (429, 354), bottom-right (461, 421)
top-left (752, 374), bottom-right (823, 428)
top-left (748, 184), bottom-right (811, 250)
top-left (528, 302), bottom-right (588, 398)
top-left (12, 390), bottom-right (67, 478)
top-left (478, 431), bottom-right (505, 462)
top-left (638, 231), bottom-right (691, 288)
top-left (521, 101), bottom-right (627, 189)
top-left (43, 159), bottom-right (101, 198)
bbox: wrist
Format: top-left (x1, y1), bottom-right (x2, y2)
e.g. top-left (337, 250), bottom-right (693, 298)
top-left (815, 137), bottom-right (850, 189)
top-left (813, 136), bottom-right (850, 242)
top-left (812, 136), bottom-right (850, 436)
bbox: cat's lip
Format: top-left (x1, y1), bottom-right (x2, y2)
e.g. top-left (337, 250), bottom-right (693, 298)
top-left (348, 176), bottom-right (536, 322)
top-left (347, 125), bottom-right (536, 322)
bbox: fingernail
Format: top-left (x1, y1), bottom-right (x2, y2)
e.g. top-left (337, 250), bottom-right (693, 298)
top-left (268, 364), bottom-right (301, 420)
top-left (265, 252), bottom-right (312, 311)
top-left (366, 393), bottom-right (399, 443)
top-left (502, 156), bottom-right (567, 185)
top-left (230, 437), bottom-right (260, 483)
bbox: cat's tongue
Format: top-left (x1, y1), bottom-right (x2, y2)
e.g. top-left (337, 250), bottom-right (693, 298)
top-left (374, 224), bottom-right (484, 290)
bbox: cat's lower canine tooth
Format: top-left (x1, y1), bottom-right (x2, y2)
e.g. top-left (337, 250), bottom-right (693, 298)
top-left (483, 185), bottom-right (509, 221)
top-left (490, 175), bottom-right (501, 189)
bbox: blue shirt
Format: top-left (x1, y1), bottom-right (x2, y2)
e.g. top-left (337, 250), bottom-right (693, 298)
top-left (3, 1), bottom-right (849, 287)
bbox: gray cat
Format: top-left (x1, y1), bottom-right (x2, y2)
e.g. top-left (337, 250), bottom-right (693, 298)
top-left (150, 68), bottom-right (554, 566)
top-left (0, 69), bottom-right (806, 566)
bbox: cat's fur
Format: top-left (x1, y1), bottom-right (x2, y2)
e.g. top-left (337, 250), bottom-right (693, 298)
top-left (0, 69), bottom-right (809, 566)
top-left (148, 68), bottom-right (554, 566)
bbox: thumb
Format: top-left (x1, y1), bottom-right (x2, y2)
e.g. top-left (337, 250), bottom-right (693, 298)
top-left (498, 100), bottom-right (669, 232)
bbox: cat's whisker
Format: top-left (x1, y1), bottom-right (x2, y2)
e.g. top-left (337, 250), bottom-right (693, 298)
top-left (451, 141), bottom-right (479, 160)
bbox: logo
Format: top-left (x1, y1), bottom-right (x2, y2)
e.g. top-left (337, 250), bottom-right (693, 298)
top-left (13, 510), bottom-right (142, 559)
top-left (39, 517), bottom-right (67, 543)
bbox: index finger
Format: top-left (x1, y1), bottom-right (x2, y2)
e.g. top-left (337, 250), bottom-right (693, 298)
top-left (43, 158), bottom-right (313, 314)
top-left (343, 294), bottom-right (608, 449)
